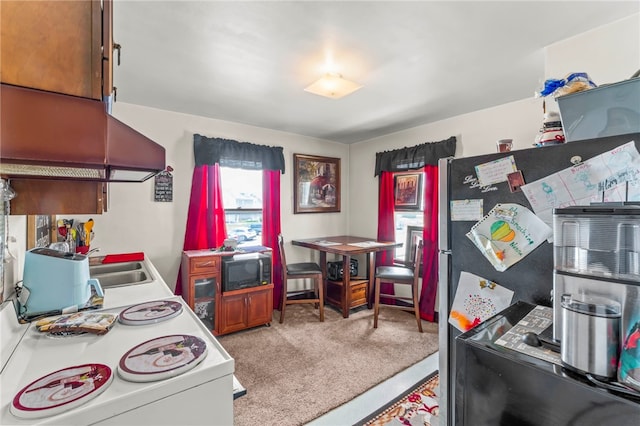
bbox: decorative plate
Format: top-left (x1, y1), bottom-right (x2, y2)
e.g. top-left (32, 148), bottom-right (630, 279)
top-left (11, 363), bottom-right (113, 419)
top-left (118, 334), bottom-right (207, 383)
top-left (118, 300), bottom-right (183, 325)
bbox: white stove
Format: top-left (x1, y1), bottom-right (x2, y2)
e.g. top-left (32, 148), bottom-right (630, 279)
top-left (0, 295), bottom-right (234, 425)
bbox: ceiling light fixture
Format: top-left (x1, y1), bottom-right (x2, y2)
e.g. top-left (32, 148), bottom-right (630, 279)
top-left (304, 72), bottom-right (362, 99)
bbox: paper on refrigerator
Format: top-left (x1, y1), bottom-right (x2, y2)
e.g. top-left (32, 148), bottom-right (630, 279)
top-left (449, 271), bottom-right (514, 332)
top-left (521, 141), bottom-right (640, 226)
top-left (466, 203), bottom-right (552, 272)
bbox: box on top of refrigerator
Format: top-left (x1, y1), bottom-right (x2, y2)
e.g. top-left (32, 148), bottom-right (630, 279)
top-left (558, 77), bottom-right (640, 142)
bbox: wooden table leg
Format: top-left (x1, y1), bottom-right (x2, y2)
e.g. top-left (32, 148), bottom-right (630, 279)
top-left (367, 252), bottom-right (375, 309)
top-left (320, 251), bottom-right (327, 301)
top-left (342, 254), bottom-right (350, 318)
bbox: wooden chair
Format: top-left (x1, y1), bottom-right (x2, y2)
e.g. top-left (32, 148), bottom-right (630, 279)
top-left (373, 237), bottom-right (423, 332)
top-left (278, 234), bottom-right (324, 323)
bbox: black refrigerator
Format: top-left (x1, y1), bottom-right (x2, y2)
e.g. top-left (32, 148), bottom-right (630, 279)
top-left (437, 132), bottom-right (640, 426)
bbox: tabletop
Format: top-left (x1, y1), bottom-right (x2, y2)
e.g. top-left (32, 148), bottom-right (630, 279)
top-left (291, 236), bottom-right (402, 317)
top-left (291, 235), bottom-right (400, 255)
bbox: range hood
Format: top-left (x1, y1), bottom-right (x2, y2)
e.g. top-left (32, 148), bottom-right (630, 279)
top-left (0, 84), bottom-right (165, 182)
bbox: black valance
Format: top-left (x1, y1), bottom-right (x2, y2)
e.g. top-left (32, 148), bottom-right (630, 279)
top-left (374, 136), bottom-right (456, 176)
top-left (193, 134), bottom-right (285, 173)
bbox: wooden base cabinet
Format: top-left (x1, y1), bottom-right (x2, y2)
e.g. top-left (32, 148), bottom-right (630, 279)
top-left (218, 285), bottom-right (274, 335)
top-left (181, 250), bottom-right (273, 336)
top-left (181, 252), bottom-right (220, 333)
top-left (326, 278), bottom-right (369, 311)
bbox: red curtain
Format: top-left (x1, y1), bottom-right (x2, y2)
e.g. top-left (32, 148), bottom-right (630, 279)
top-left (262, 169), bottom-right (283, 309)
top-left (174, 164), bottom-right (227, 296)
top-left (419, 165), bottom-right (439, 322)
top-left (376, 171), bottom-right (396, 299)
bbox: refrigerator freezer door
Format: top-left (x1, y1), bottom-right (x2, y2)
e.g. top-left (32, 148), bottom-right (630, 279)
top-left (437, 157), bottom-right (453, 426)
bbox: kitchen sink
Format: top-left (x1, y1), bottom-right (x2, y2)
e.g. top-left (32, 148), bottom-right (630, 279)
top-left (90, 261), bottom-right (153, 288)
top-left (89, 261), bottom-right (144, 275)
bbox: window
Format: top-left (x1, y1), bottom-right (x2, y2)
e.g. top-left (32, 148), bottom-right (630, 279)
top-left (220, 167), bottom-right (262, 247)
top-left (393, 171), bottom-right (424, 260)
top-left (394, 211), bottom-right (423, 260)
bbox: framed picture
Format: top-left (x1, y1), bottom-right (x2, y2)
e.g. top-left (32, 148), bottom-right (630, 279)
top-left (26, 215), bottom-right (55, 249)
top-left (507, 170), bottom-right (525, 193)
top-left (293, 154), bottom-right (340, 214)
top-left (394, 172), bottom-right (422, 210)
top-left (405, 225), bottom-right (424, 265)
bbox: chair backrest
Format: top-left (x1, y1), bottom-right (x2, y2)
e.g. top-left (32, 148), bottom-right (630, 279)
top-left (277, 234), bottom-right (288, 273)
top-left (412, 236), bottom-right (424, 285)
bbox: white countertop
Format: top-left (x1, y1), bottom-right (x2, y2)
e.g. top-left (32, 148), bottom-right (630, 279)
top-left (0, 256), bottom-right (235, 425)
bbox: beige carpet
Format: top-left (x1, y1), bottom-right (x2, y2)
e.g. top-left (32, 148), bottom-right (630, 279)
top-left (218, 304), bottom-right (439, 426)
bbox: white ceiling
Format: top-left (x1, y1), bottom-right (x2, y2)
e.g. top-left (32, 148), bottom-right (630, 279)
top-left (112, 1), bottom-right (639, 144)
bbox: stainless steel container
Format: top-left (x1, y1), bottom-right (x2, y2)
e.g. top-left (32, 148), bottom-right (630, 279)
top-left (561, 294), bottom-right (621, 378)
top-left (552, 206), bottom-right (640, 343)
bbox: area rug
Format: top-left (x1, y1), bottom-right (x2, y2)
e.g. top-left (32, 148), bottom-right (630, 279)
top-left (218, 304), bottom-right (439, 426)
top-left (359, 372), bottom-right (439, 426)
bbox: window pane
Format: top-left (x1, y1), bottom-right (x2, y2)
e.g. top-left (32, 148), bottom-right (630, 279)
top-left (221, 168), bottom-right (262, 247)
top-left (220, 168), bottom-right (262, 208)
top-left (394, 212), bottom-right (423, 260)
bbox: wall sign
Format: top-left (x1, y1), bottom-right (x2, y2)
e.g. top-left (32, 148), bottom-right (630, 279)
top-left (27, 215), bottom-right (54, 249)
top-left (154, 167), bottom-right (173, 202)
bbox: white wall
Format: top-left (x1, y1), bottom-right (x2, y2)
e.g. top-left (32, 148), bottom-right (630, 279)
top-left (348, 13), bottom-right (640, 239)
top-left (82, 106), bottom-right (349, 291)
top-left (5, 14), bottom-right (638, 298)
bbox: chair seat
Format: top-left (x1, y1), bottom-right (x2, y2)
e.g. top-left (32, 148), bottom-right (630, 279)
top-left (375, 265), bottom-right (414, 281)
top-left (278, 234), bottom-right (324, 323)
top-left (287, 262), bottom-right (322, 275)
top-left (374, 238), bottom-right (423, 333)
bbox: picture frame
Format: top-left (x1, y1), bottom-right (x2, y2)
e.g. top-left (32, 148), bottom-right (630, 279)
top-left (507, 170), bottom-right (525, 193)
top-left (394, 172), bottom-right (422, 210)
top-left (405, 225), bottom-right (424, 265)
top-left (293, 154), bottom-right (341, 214)
top-left (26, 215), bottom-right (55, 249)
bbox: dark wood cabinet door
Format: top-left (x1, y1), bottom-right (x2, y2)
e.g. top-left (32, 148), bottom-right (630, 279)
top-left (246, 288), bottom-right (273, 328)
top-left (219, 293), bottom-right (248, 335)
top-left (1, 0), bottom-right (103, 99)
top-left (9, 180), bottom-right (105, 215)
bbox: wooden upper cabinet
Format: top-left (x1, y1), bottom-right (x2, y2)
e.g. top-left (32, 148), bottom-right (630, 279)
top-left (0, 0), bottom-right (112, 100)
top-left (9, 179), bottom-right (107, 215)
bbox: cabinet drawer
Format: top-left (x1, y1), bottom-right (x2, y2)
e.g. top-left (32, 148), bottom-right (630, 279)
top-left (326, 279), bottom-right (368, 308)
top-left (189, 256), bottom-right (218, 274)
top-left (350, 282), bottom-right (368, 304)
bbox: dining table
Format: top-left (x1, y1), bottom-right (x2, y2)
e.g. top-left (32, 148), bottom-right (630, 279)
top-left (291, 235), bottom-right (401, 318)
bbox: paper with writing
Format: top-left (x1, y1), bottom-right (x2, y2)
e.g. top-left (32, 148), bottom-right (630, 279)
top-left (451, 199), bottom-right (483, 221)
top-left (475, 156), bottom-right (517, 186)
top-left (521, 141), bottom-right (640, 225)
top-left (466, 203), bottom-right (552, 272)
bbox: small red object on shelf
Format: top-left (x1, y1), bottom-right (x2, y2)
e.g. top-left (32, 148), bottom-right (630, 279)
top-left (101, 252), bottom-right (145, 264)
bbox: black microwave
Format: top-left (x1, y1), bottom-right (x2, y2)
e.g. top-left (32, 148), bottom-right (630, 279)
top-left (222, 253), bottom-right (271, 292)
